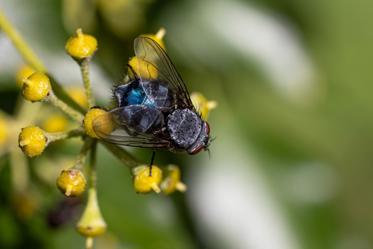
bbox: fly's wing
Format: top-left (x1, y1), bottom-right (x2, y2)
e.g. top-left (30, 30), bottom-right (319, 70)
top-left (92, 108), bottom-right (170, 149)
top-left (133, 36), bottom-right (194, 109)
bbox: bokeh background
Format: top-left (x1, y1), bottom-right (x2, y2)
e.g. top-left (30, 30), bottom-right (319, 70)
top-left (1, 0), bottom-right (373, 249)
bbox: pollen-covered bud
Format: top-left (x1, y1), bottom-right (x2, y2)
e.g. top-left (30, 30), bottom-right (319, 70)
top-left (128, 56), bottom-right (158, 80)
top-left (56, 169), bottom-right (87, 197)
top-left (143, 28), bottom-right (166, 49)
top-left (133, 165), bottom-right (162, 194)
top-left (65, 28), bottom-right (97, 60)
top-left (18, 126), bottom-right (47, 157)
top-left (22, 72), bottom-right (51, 102)
top-left (42, 114), bottom-right (68, 133)
top-left (16, 65), bottom-right (35, 87)
top-left (77, 188), bottom-right (107, 237)
top-left (191, 92), bottom-right (217, 120)
top-left (161, 165), bottom-right (187, 195)
top-left (83, 107), bottom-right (114, 138)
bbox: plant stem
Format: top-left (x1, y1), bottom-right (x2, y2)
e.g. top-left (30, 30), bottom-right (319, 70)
top-left (0, 10), bottom-right (45, 72)
top-left (89, 140), bottom-right (97, 188)
top-left (80, 59), bottom-right (95, 108)
top-left (47, 92), bottom-right (84, 123)
top-left (74, 138), bottom-right (94, 170)
top-left (46, 128), bottom-right (85, 144)
top-left (101, 142), bottom-right (139, 168)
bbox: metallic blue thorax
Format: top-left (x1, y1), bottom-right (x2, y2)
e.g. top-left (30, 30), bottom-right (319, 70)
top-left (114, 80), bottom-right (173, 109)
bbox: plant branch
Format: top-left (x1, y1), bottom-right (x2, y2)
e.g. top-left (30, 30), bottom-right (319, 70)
top-left (46, 128), bottom-right (85, 144)
top-left (80, 59), bottom-right (94, 108)
top-left (47, 92), bottom-right (84, 123)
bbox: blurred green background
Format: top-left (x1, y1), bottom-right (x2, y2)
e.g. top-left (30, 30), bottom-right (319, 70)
top-left (1, 0), bottom-right (373, 249)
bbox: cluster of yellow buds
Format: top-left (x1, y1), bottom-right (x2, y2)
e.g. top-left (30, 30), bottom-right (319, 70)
top-left (3, 15), bottom-right (216, 248)
top-left (132, 164), bottom-right (187, 195)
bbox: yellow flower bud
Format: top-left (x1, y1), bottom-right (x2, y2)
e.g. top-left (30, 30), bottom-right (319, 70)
top-left (65, 28), bottom-right (97, 60)
top-left (190, 92), bottom-right (217, 120)
top-left (42, 114), bottom-right (68, 133)
top-left (22, 72), bottom-right (51, 102)
top-left (18, 126), bottom-right (47, 157)
top-left (0, 117), bottom-right (8, 146)
top-left (77, 188), bottom-right (107, 237)
top-left (161, 165), bottom-right (187, 195)
top-left (128, 56), bottom-right (158, 80)
top-left (56, 169), bottom-right (87, 197)
top-left (143, 28), bottom-right (166, 49)
top-left (16, 65), bottom-right (35, 87)
top-left (133, 165), bottom-right (162, 194)
top-left (83, 108), bottom-right (114, 138)
top-left (68, 87), bottom-right (88, 108)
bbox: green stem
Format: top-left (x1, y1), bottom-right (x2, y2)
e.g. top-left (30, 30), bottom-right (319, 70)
top-left (47, 92), bottom-right (84, 122)
top-left (101, 142), bottom-right (139, 168)
top-left (0, 10), bottom-right (45, 72)
top-left (80, 59), bottom-right (95, 108)
top-left (74, 138), bottom-right (94, 170)
top-left (46, 128), bottom-right (85, 144)
top-left (89, 140), bottom-right (97, 188)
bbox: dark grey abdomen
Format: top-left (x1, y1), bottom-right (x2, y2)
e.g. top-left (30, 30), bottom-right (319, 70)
top-left (167, 109), bottom-right (202, 149)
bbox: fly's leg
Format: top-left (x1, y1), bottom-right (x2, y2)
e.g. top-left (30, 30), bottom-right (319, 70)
top-left (149, 151), bottom-right (156, 176)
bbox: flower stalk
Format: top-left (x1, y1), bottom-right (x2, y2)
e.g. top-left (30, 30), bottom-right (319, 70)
top-left (47, 92), bottom-right (84, 122)
top-left (80, 59), bottom-right (95, 108)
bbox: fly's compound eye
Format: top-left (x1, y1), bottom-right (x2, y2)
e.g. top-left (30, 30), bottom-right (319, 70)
top-left (205, 122), bottom-right (210, 135)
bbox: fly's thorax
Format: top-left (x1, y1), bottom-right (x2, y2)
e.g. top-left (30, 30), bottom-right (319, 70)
top-left (167, 109), bottom-right (208, 153)
top-left (114, 80), bottom-right (173, 109)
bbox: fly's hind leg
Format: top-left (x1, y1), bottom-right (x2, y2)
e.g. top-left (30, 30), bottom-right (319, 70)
top-left (149, 151), bottom-right (156, 176)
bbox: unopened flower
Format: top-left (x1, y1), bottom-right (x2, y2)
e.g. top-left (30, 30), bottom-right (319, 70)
top-left (161, 165), bottom-right (187, 194)
top-left (191, 92), bottom-right (217, 120)
top-left (143, 28), bottom-right (166, 49)
top-left (22, 72), bottom-right (51, 102)
top-left (128, 56), bottom-right (158, 80)
top-left (56, 169), bottom-right (87, 197)
top-left (132, 165), bottom-right (162, 193)
top-left (65, 28), bottom-right (97, 60)
top-left (83, 107), bottom-right (114, 139)
top-left (16, 65), bottom-right (35, 87)
top-left (42, 114), bottom-right (68, 133)
top-left (18, 126), bottom-right (47, 157)
top-left (77, 188), bottom-right (107, 237)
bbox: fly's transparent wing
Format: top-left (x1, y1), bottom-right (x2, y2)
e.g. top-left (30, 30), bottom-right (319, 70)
top-left (92, 108), bottom-right (170, 149)
top-left (133, 36), bottom-right (194, 109)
